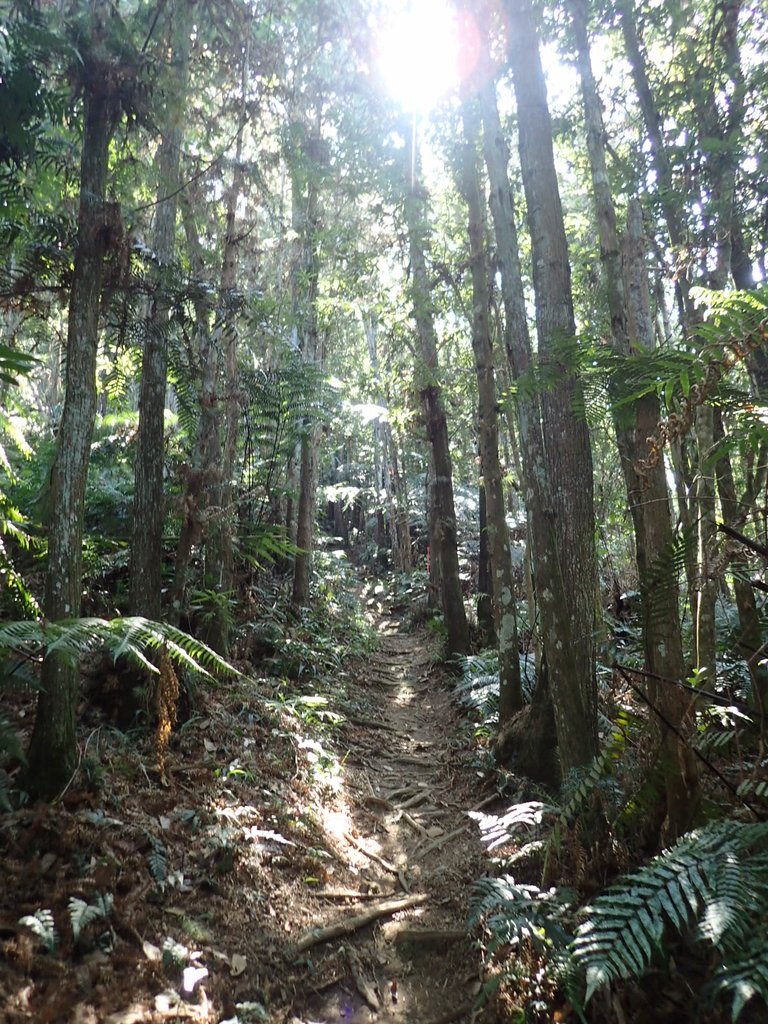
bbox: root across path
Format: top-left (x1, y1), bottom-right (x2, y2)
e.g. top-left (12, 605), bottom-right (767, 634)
top-left (284, 606), bottom-right (488, 1024)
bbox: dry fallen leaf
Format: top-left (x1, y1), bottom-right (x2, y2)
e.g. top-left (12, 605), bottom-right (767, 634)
top-left (230, 953), bottom-right (247, 977)
top-left (142, 940), bottom-right (162, 962)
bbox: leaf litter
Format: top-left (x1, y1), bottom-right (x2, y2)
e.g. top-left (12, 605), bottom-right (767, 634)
top-left (0, 592), bottom-right (491, 1023)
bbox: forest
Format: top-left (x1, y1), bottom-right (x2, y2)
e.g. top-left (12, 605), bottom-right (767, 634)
top-left (1, 0), bottom-right (768, 1020)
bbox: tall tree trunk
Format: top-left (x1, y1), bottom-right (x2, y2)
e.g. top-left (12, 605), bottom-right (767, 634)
top-left (130, 0), bottom-right (191, 618)
top-left (25, 1), bottom-right (120, 798)
top-left (402, 134), bottom-right (469, 657)
top-left (291, 110), bottom-right (323, 610)
top-left (168, 191), bottom-right (217, 625)
top-left (622, 0), bottom-right (724, 692)
top-left (477, 65), bottom-right (571, 778)
top-left (477, 483), bottom-right (495, 644)
top-left (570, 0), bottom-right (699, 837)
top-left (205, 128), bottom-right (247, 650)
top-left (713, 410), bottom-right (768, 712)
top-left (460, 96), bottom-right (522, 719)
top-left (504, 0), bottom-right (598, 771)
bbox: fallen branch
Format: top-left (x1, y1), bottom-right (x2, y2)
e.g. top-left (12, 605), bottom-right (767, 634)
top-left (292, 893), bottom-right (429, 954)
top-left (412, 823), bottom-right (470, 862)
top-left (314, 888), bottom-right (392, 901)
top-left (344, 831), bottom-right (399, 875)
top-left (398, 790), bottom-right (430, 810)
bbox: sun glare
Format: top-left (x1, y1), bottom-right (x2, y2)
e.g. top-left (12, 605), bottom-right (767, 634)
top-left (373, 0), bottom-right (462, 114)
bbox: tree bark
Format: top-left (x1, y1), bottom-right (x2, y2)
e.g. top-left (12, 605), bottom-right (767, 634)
top-left (26, 1), bottom-right (120, 798)
top-left (130, 0), bottom-right (191, 618)
top-left (402, 134), bottom-right (469, 657)
top-left (503, 0), bottom-right (599, 771)
top-left (459, 96), bottom-right (522, 719)
top-left (570, 0), bottom-right (699, 838)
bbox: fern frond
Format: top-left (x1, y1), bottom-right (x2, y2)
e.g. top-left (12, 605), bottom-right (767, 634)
top-left (470, 875), bottom-right (574, 954)
top-left (710, 930), bottom-right (768, 1021)
top-left (0, 616), bottom-right (240, 679)
top-left (469, 800), bottom-right (557, 852)
top-left (148, 835), bottom-right (168, 887)
top-left (68, 893), bottom-right (113, 944)
top-left (18, 909), bottom-right (57, 952)
top-left (572, 821), bottom-right (768, 1004)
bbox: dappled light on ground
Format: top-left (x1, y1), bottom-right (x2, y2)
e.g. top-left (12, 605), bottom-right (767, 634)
top-left (0, 576), bottom-right (490, 1024)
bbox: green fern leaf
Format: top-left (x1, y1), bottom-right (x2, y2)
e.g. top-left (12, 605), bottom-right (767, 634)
top-left (573, 821), bottom-right (768, 1003)
top-left (18, 908), bottom-right (57, 952)
top-left (68, 893), bottom-right (113, 943)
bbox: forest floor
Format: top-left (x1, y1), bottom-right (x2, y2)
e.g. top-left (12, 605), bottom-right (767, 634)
top-left (0, 579), bottom-right (499, 1024)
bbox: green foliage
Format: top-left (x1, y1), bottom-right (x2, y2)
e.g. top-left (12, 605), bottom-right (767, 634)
top-left (68, 892), bottom-right (113, 945)
top-left (0, 616), bottom-right (239, 680)
top-left (18, 908), bottom-right (57, 952)
top-left (471, 819), bottom-right (768, 1021)
top-left (470, 875), bottom-right (575, 955)
top-left (147, 834), bottom-right (168, 889)
top-left (572, 821), bottom-right (768, 1016)
top-left (0, 344), bottom-right (39, 386)
top-left (241, 359), bottom-right (339, 528)
top-left (455, 650), bottom-right (536, 727)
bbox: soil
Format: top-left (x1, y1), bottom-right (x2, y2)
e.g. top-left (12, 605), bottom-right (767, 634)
top-left (0, 583), bottom-right (495, 1024)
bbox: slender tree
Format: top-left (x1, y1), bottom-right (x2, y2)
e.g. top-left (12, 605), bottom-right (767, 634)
top-left (402, 131), bottom-right (470, 657)
top-left (459, 95), bottom-right (522, 719)
top-left (569, 0), bottom-right (699, 837)
top-left (25, 0), bottom-right (129, 797)
top-left (130, 0), bottom-right (192, 618)
top-left (290, 104), bottom-right (324, 610)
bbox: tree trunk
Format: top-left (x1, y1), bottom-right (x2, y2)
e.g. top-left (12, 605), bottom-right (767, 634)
top-left (168, 187), bottom-right (219, 627)
top-left (130, 0), bottom-right (191, 618)
top-left (570, 0), bottom-right (699, 838)
top-left (386, 424), bottom-right (413, 573)
top-left (713, 410), bottom-right (768, 711)
top-left (402, 134), bottom-right (469, 657)
top-left (291, 110), bottom-right (323, 610)
top-left (477, 66), bottom-right (570, 778)
top-left (25, 1), bottom-right (120, 798)
top-left (477, 484), bottom-right (495, 645)
top-left (504, 0), bottom-right (599, 771)
top-left (205, 140), bottom-right (247, 650)
top-left (460, 96), bottom-right (522, 719)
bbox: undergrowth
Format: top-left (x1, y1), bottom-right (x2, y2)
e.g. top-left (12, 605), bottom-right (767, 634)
top-left (460, 617), bottom-right (768, 1022)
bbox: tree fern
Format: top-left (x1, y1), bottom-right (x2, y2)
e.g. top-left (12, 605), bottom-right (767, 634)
top-left (572, 820), bottom-right (768, 1011)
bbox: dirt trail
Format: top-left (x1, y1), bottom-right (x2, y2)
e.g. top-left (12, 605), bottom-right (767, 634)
top-left (0, 586), bottom-right (494, 1024)
top-left (286, 600), bottom-right (489, 1024)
